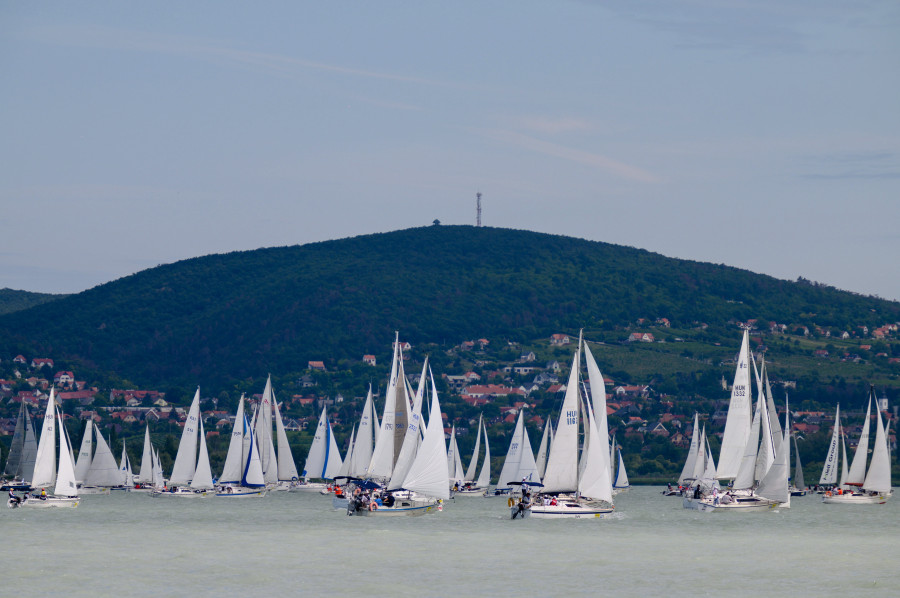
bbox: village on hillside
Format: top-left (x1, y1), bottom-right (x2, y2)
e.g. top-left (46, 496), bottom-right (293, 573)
top-left (2, 317), bottom-right (898, 478)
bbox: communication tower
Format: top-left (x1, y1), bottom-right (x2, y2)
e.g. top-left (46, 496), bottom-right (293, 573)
top-left (476, 192), bottom-right (482, 227)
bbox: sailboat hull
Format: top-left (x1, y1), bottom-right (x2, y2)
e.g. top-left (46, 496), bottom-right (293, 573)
top-left (150, 488), bottom-right (213, 498)
top-left (822, 490), bottom-right (892, 505)
top-left (16, 496), bottom-right (79, 508)
top-left (215, 486), bottom-right (267, 498)
top-left (78, 486), bottom-right (112, 495)
top-left (682, 495), bottom-right (776, 512)
top-left (453, 487), bottom-right (488, 497)
top-left (515, 499), bottom-right (614, 519)
top-left (289, 481), bottom-right (329, 492)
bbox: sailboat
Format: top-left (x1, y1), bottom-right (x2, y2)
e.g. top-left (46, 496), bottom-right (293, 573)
top-left (494, 409), bottom-right (539, 496)
top-left (534, 417), bottom-right (552, 480)
top-left (348, 364), bottom-right (448, 516)
top-left (667, 413), bottom-right (700, 496)
top-left (818, 404), bottom-right (846, 491)
top-left (455, 414), bottom-right (491, 496)
top-left (152, 388), bottom-right (214, 497)
top-left (683, 330), bottom-right (787, 512)
top-left (132, 424), bottom-right (157, 491)
top-left (612, 445), bottom-right (630, 494)
top-left (14, 388), bottom-right (79, 508)
top-left (2, 398), bottom-right (38, 490)
top-left (216, 394), bottom-right (267, 497)
top-left (447, 424), bottom-right (465, 491)
top-left (117, 440), bottom-right (135, 490)
top-left (296, 405), bottom-right (342, 491)
top-left (790, 432), bottom-right (807, 496)
top-left (823, 388), bottom-right (893, 504)
top-left (515, 332), bottom-right (613, 519)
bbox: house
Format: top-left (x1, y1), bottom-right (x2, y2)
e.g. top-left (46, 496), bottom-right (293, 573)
top-left (627, 332), bottom-right (655, 343)
top-left (308, 361), bottom-right (326, 371)
top-left (31, 358), bottom-right (54, 368)
top-left (13, 355), bottom-right (27, 364)
top-left (299, 375), bottom-right (317, 388)
top-left (462, 384), bottom-right (524, 399)
top-left (53, 371), bottom-right (74, 385)
top-left (545, 360), bottom-right (561, 373)
top-left (477, 338), bottom-right (490, 349)
top-left (393, 341), bottom-right (412, 351)
top-left (460, 341), bottom-right (475, 351)
top-left (57, 389), bottom-right (97, 402)
top-left (362, 354), bottom-right (376, 366)
top-left (813, 349), bottom-right (829, 358)
top-left (550, 334), bottom-right (570, 346)
top-left (614, 385), bottom-right (651, 398)
top-left (518, 351), bottom-right (536, 363)
top-left (461, 395), bottom-right (489, 407)
top-left (656, 318), bottom-right (671, 327)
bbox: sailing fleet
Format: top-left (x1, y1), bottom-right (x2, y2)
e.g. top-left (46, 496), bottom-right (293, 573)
top-left (4, 331), bottom-right (894, 516)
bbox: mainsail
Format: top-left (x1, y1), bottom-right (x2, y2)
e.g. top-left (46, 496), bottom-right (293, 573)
top-left (716, 330), bottom-right (753, 479)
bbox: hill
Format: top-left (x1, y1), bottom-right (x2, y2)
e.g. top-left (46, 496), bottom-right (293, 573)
top-left (0, 288), bottom-right (67, 316)
top-left (1, 225), bottom-right (898, 389)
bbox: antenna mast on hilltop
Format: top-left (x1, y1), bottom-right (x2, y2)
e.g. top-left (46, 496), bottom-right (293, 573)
top-left (476, 192), bottom-right (482, 227)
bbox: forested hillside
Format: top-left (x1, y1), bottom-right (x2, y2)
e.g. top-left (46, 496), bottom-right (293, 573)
top-left (1, 225), bottom-right (898, 388)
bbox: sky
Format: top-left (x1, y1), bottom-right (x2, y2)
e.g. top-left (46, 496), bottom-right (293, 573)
top-left (1, 1), bottom-right (899, 300)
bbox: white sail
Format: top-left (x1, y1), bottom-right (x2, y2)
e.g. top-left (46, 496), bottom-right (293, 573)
top-left (792, 434), bottom-right (806, 489)
top-left (691, 426), bottom-right (707, 481)
top-left (734, 377), bottom-right (761, 490)
top-left (388, 359), bottom-right (428, 490)
top-left (819, 405), bottom-right (841, 485)
top-left (717, 330), bottom-right (753, 479)
top-left (190, 418), bottom-right (214, 490)
top-left (535, 417), bottom-right (551, 479)
top-left (367, 334), bottom-right (400, 480)
top-left (583, 340), bottom-right (612, 485)
top-left (152, 449), bottom-right (164, 489)
top-left (476, 418), bottom-right (491, 488)
top-left (464, 414), bottom-right (483, 482)
top-left (273, 393), bottom-right (299, 481)
top-left (579, 397), bottom-right (613, 503)
top-left (862, 404), bottom-right (891, 493)
top-left (839, 422), bottom-right (849, 486)
top-left (845, 396), bottom-right (872, 486)
top-left (304, 406), bottom-right (342, 480)
top-left (753, 360), bottom-right (776, 481)
top-left (220, 395), bottom-right (247, 484)
top-left (756, 397), bottom-right (790, 504)
top-left (678, 413), bottom-right (700, 484)
top-left (119, 441), bottom-right (134, 487)
top-left (3, 400), bottom-right (38, 482)
top-left (254, 376), bottom-right (279, 485)
top-left (170, 387), bottom-right (201, 485)
top-left (242, 415), bottom-right (266, 488)
top-left (497, 410), bottom-right (526, 489)
top-left (137, 424), bottom-right (153, 483)
top-left (542, 342), bottom-right (581, 493)
top-left (337, 425), bottom-right (355, 479)
top-left (32, 388), bottom-right (58, 489)
top-left (74, 419), bottom-right (94, 484)
top-left (763, 362), bottom-right (782, 440)
top-left (614, 449), bottom-right (629, 489)
top-left (54, 407), bottom-right (79, 498)
top-left (350, 385), bottom-right (376, 477)
top-left (447, 425), bottom-right (465, 485)
top-left (517, 415), bottom-right (539, 483)
top-left (401, 369), bottom-right (450, 499)
top-left (84, 430), bottom-right (121, 487)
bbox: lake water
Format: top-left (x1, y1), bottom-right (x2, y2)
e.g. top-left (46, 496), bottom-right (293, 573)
top-left (2, 486), bottom-right (897, 596)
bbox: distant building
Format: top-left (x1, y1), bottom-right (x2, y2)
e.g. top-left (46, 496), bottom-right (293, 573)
top-left (362, 354), bottom-right (376, 366)
top-left (308, 361), bottom-right (326, 371)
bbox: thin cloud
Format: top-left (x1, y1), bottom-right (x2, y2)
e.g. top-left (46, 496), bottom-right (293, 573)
top-left (486, 129), bottom-right (659, 183)
top-left (21, 23), bottom-right (455, 88)
top-left (800, 150), bottom-right (900, 180)
top-left (516, 116), bottom-right (594, 135)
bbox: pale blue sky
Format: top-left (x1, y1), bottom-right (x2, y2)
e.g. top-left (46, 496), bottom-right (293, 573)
top-left (2, 1), bottom-right (899, 300)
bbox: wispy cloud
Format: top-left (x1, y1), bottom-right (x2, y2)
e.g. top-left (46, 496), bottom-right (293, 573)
top-left (516, 116), bottom-right (594, 135)
top-left (21, 23), bottom-right (455, 88)
top-left (800, 150), bottom-right (900, 180)
top-left (485, 129), bottom-right (659, 183)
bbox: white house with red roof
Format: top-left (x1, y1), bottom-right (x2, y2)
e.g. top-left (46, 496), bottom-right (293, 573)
top-left (362, 354), bottom-right (376, 366)
top-left (550, 334), bottom-right (570, 346)
top-left (628, 332), bottom-right (655, 343)
top-left (31, 358), bottom-right (54, 368)
top-left (53, 371), bottom-right (74, 385)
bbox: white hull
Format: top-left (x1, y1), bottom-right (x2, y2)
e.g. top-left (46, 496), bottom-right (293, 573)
top-left (512, 500), bottom-right (614, 519)
top-left (682, 495), bottom-right (776, 512)
top-left (453, 487), bottom-right (488, 497)
top-left (347, 496), bottom-right (441, 517)
top-left (215, 486), bottom-right (267, 498)
top-left (822, 490), bottom-right (893, 505)
top-left (612, 486), bottom-right (630, 495)
top-left (13, 496), bottom-right (79, 508)
top-left (78, 486), bottom-right (112, 495)
top-left (289, 482), bottom-right (329, 492)
top-left (150, 488), bottom-right (213, 498)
